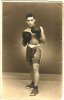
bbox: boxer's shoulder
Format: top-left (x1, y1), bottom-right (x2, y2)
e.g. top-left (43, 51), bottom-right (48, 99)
top-left (39, 26), bottom-right (44, 33)
top-left (39, 26), bottom-right (43, 30)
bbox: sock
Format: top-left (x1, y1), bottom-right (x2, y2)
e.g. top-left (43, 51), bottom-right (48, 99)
top-left (31, 81), bottom-right (34, 85)
top-left (34, 86), bottom-right (38, 89)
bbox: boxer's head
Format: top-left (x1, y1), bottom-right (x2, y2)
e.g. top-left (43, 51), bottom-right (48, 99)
top-left (26, 13), bottom-right (36, 27)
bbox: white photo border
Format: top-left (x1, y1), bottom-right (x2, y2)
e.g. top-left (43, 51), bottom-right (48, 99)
top-left (0, 1), bottom-right (64, 100)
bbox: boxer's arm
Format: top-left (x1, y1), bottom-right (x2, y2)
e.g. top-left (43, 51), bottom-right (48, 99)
top-left (39, 26), bottom-right (46, 43)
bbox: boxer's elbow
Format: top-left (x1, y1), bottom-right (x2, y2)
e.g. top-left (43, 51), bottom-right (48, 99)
top-left (43, 37), bottom-right (46, 43)
top-left (42, 38), bottom-right (46, 43)
top-left (40, 37), bottom-right (46, 43)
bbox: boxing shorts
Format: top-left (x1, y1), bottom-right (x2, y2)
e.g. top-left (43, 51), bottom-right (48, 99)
top-left (26, 44), bottom-right (41, 64)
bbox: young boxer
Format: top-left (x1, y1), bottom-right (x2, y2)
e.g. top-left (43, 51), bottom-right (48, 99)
top-left (22, 13), bottom-right (46, 96)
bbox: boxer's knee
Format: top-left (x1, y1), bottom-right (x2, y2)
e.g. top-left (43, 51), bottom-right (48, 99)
top-left (33, 63), bottom-right (39, 72)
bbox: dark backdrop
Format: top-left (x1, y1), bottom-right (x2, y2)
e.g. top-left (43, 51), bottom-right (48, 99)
top-left (3, 2), bottom-right (62, 74)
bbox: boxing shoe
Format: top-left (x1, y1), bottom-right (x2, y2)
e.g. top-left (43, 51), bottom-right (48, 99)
top-left (30, 86), bottom-right (39, 96)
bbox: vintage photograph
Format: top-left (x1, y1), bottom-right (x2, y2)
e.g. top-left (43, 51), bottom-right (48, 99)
top-left (2, 2), bottom-right (62, 100)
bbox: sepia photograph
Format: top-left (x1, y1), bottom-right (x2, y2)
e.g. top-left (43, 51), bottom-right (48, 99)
top-left (1, 1), bottom-right (62, 100)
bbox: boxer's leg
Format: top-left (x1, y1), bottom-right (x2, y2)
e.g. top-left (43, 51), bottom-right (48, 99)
top-left (33, 63), bottom-right (39, 86)
top-left (30, 46), bottom-right (41, 96)
top-left (30, 63), bottom-right (39, 96)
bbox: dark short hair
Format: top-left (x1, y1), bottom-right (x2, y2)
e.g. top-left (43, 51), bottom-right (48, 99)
top-left (26, 13), bottom-right (35, 20)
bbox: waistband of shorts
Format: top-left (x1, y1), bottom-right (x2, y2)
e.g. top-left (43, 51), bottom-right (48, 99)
top-left (27, 44), bottom-right (41, 48)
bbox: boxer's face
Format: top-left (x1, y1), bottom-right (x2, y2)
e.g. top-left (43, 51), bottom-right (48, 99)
top-left (26, 17), bottom-right (36, 27)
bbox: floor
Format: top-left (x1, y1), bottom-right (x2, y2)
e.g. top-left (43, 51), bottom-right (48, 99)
top-left (1, 72), bottom-right (62, 100)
